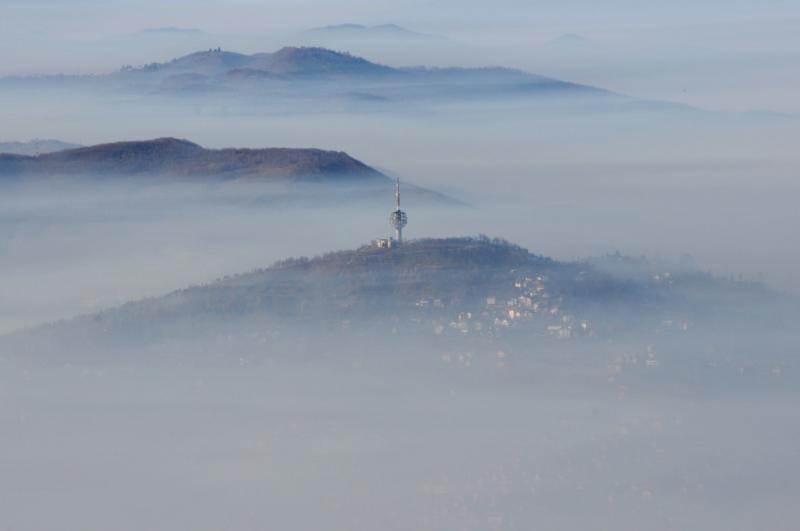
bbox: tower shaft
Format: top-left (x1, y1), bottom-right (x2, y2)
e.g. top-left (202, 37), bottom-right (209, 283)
top-left (389, 177), bottom-right (408, 245)
top-left (395, 178), bottom-right (401, 210)
top-left (395, 178), bottom-right (402, 242)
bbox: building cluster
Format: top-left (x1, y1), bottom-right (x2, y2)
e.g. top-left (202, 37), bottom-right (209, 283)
top-left (412, 272), bottom-right (594, 341)
top-left (487, 274), bottom-right (592, 339)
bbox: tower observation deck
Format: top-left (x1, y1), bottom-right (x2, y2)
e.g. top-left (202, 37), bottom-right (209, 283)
top-left (390, 178), bottom-right (408, 244)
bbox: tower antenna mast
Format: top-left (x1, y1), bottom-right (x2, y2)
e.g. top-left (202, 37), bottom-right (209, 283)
top-left (390, 177), bottom-right (408, 244)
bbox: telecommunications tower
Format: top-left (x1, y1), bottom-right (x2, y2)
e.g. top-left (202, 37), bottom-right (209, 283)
top-left (390, 177), bottom-right (408, 244)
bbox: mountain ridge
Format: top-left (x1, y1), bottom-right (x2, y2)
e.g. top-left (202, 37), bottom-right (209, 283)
top-left (2, 46), bottom-right (618, 106)
top-left (114, 46), bottom-right (604, 93)
top-left (122, 47), bottom-right (399, 78)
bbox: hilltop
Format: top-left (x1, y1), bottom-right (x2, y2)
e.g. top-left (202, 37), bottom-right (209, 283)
top-left (7, 237), bottom-right (789, 359)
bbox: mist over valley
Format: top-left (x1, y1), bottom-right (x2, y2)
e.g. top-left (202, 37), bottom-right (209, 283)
top-left (2, 3), bottom-right (799, 530)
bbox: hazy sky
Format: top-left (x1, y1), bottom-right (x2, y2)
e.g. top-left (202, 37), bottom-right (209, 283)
top-left (2, 0), bottom-right (798, 111)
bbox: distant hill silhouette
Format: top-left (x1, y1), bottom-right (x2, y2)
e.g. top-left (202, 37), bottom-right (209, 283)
top-left (0, 46), bottom-right (618, 106)
top-left (304, 23), bottom-right (445, 41)
top-left (0, 137), bottom-right (387, 182)
top-left (147, 50), bottom-right (252, 75)
top-left (249, 47), bottom-right (396, 76)
top-left (0, 46), bottom-right (671, 120)
top-left (115, 46), bottom-right (603, 93)
top-left (127, 47), bottom-right (397, 78)
top-left (136, 27), bottom-right (208, 36)
top-left (0, 138), bottom-right (457, 205)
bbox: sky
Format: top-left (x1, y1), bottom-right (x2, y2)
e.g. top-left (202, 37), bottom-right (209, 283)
top-left (1, 0), bottom-right (799, 111)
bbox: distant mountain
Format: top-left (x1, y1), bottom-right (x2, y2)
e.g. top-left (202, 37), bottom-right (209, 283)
top-left (123, 47), bottom-right (396, 78)
top-left (0, 137), bottom-right (387, 182)
top-left (1, 46), bottom-right (622, 109)
top-left (0, 139), bottom-right (81, 156)
top-left (113, 46), bottom-right (570, 85)
top-left (109, 46), bottom-right (609, 102)
top-left (304, 23), bottom-right (445, 41)
top-left (0, 138), bottom-right (455, 205)
top-left (248, 47), bottom-right (396, 76)
top-left (139, 49), bottom-right (252, 75)
top-left (136, 27), bottom-right (208, 37)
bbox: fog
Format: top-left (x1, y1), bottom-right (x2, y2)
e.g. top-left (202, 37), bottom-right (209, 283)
top-left (2, 95), bottom-right (799, 333)
top-left (2, 2), bottom-right (800, 530)
top-left (2, 171), bottom-right (798, 531)
top-left (2, 328), bottom-right (799, 531)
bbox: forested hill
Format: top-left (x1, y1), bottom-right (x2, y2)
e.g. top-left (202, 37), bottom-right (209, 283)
top-left (8, 236), bottom-right (786, 357)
